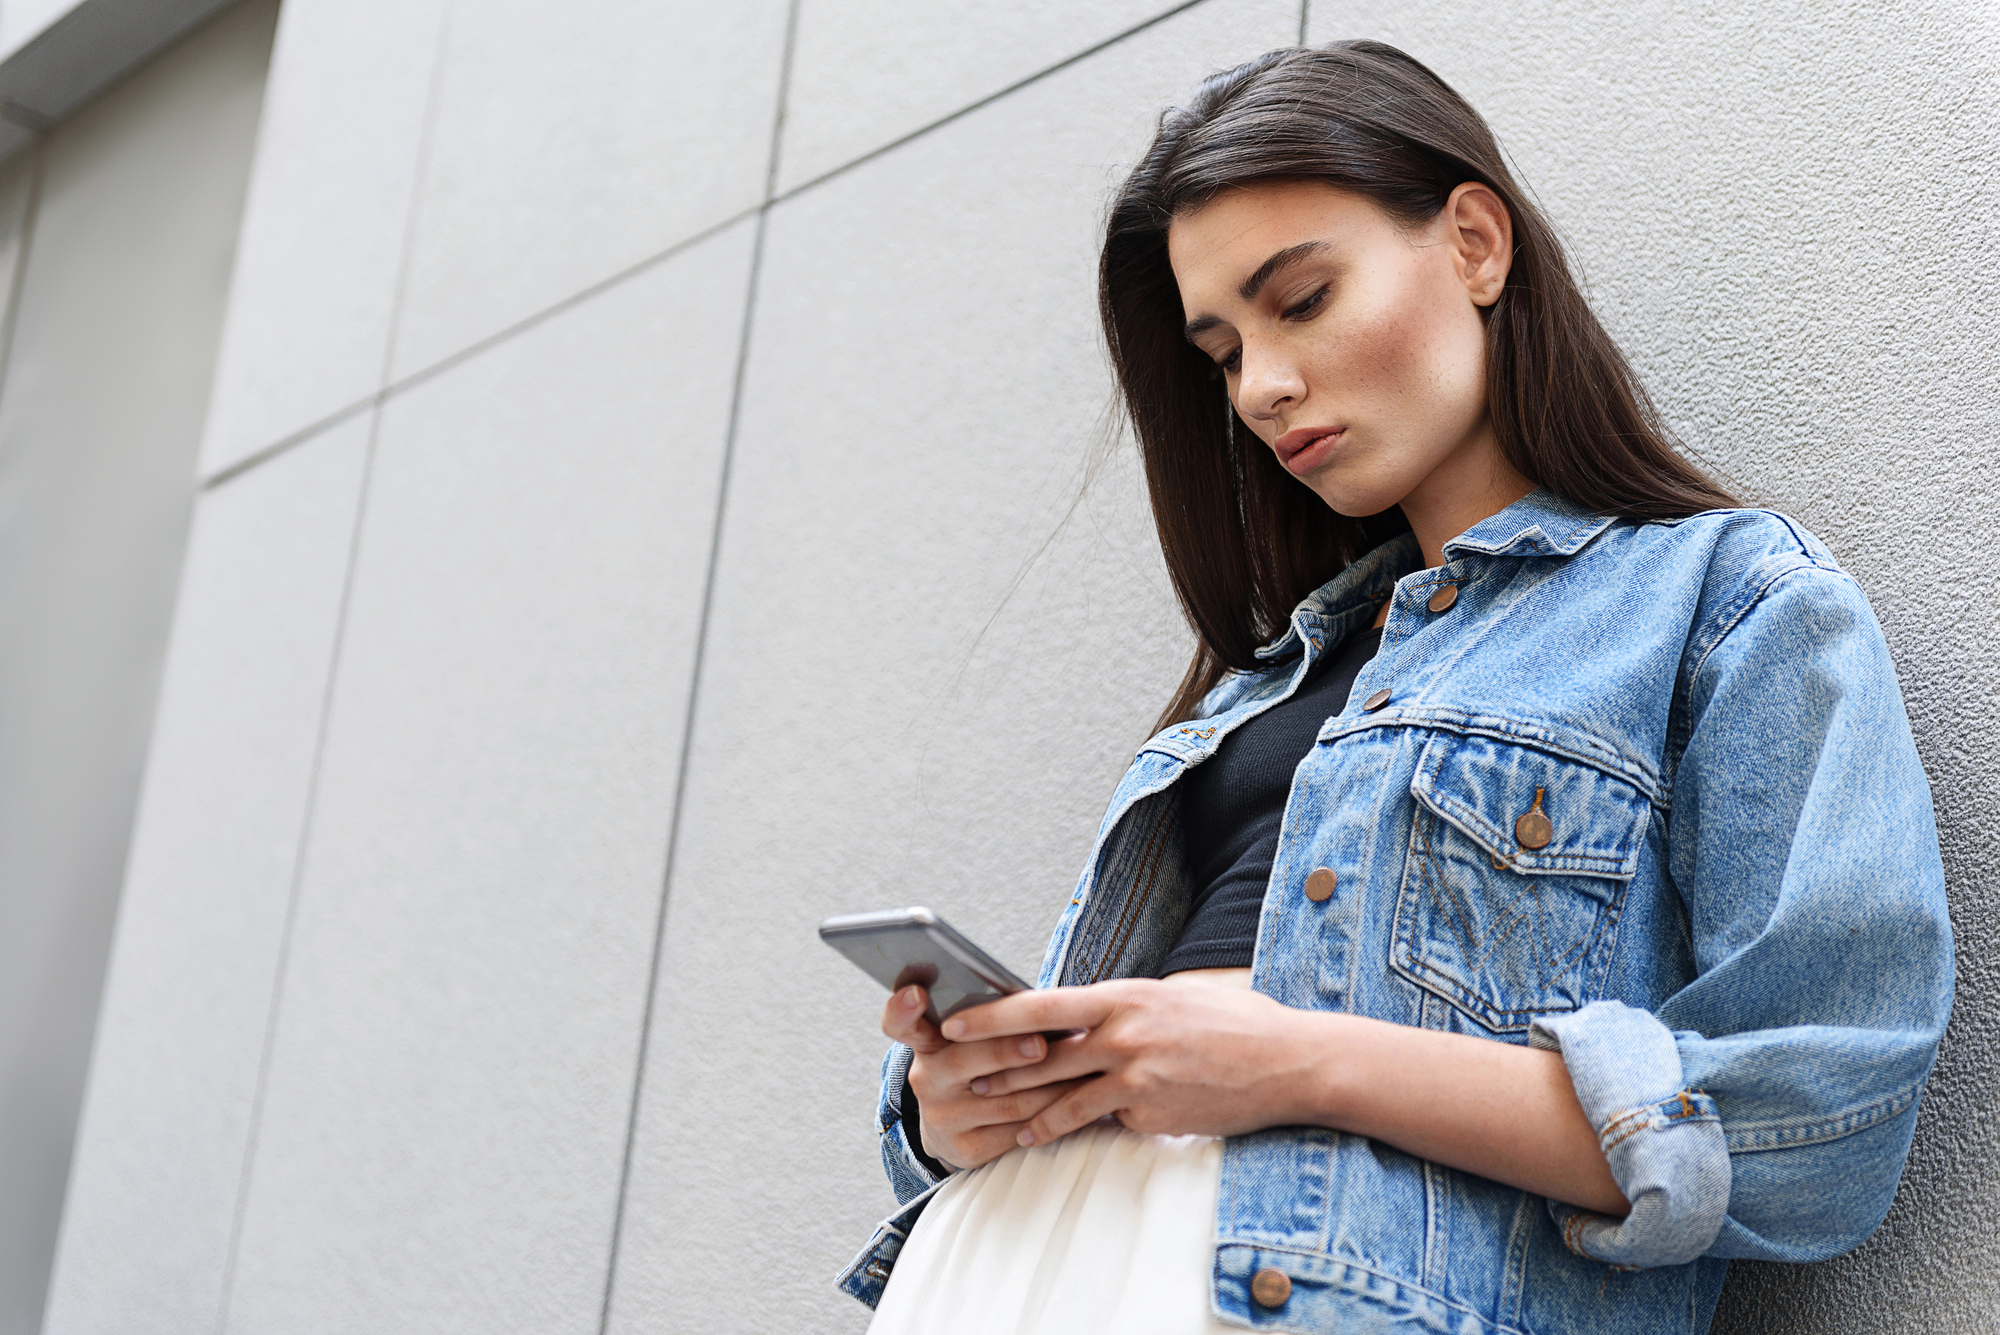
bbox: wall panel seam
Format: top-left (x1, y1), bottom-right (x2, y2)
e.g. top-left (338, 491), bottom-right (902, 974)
top-left (211, 2), bottom-right (456, 1323)
top-left (593, 0), bottom-right (802, 1326)
top-left (210, 405), bottom-right (382, 1335)
top-left (197, 0), bottom-right (1228, 496)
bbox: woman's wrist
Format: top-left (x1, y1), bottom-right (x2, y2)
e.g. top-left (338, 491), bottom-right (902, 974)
top-left (1284, 1009), bottom-right (1374, 1130)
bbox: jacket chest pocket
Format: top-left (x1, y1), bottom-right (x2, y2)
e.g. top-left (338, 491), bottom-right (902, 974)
top-left (1389, 731), bottom-right (1650, 1033)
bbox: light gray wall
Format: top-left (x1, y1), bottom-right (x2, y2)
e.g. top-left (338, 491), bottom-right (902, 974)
top-left (45, 2), bottom-right (1999, 1334)
top-left (0, 4), bottom-right (275, 1332)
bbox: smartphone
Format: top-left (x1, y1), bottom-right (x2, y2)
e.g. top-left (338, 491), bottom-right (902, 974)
top-left (819, 907), bottom-right (1034, 1026)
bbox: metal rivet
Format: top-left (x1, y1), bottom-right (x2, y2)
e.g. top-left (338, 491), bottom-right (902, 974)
top-left (1514, 786), bottom-right (1554, 850)
top-left (1427, 584), bottom-right (1459, 613)
top-left (1251, 1267), bottom-right (1293, 1307)
top-left (1362, 687), bottom-right (1391, 711)
top-left (1305, 868), bottom-right (1337, 902)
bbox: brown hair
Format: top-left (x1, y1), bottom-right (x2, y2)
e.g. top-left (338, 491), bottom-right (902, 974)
top-left (1101, 41), bottom-right (1736, 731)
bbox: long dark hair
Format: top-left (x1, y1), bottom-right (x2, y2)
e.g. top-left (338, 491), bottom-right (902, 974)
top-left (1101, 41), bottom-right (1737, 731)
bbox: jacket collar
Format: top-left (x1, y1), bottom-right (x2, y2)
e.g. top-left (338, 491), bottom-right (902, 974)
top-left (1444, 488), bottom-right (1617, 559)
top-left (1255, 531), bottom-right (1419, 662)
top-left (1252, 491), bottom-right (1615, 662)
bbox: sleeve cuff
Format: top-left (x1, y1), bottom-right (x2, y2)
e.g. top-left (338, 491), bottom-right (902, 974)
top-left (877, 1043), bottom-right (947, 1202)
top-left (1531, 1000), bottom-right (1731, 1268)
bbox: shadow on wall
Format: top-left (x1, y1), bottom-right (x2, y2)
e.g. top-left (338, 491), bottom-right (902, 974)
top-left (0, 1), bottom-right (280, 1331)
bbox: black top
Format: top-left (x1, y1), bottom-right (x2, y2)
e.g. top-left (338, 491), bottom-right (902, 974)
top-left (1155, 623), bottom-right (1382, 976)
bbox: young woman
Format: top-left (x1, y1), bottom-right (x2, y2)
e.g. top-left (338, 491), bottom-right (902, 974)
top-left (837, 40), bottom-right (1952, 1335)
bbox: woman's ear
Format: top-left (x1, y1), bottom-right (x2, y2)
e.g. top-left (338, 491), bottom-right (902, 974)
top-left (1446, 182), bottom-right (1513, 307)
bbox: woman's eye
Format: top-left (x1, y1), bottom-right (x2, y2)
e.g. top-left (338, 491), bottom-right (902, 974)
top-left (1216, 347), bottom-right (1241, 374)
top-left (1282, 286), bottom-right (1329, 321)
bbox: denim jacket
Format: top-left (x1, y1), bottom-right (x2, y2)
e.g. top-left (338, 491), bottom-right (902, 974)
top-left (838, 490), bottom-right (1953, 1334)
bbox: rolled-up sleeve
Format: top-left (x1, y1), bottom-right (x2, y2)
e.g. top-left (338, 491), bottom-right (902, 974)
top-left (1536, 555), bottom-right (1953, 1268)
top-left (877, 1042), bottom-right (946, 1203)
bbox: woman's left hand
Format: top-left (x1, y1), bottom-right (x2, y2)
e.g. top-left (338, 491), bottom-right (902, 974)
top-left (944, 977), bottom-right (1631, 1216)
top-left (940, 978), bottom-right (1333, 1147)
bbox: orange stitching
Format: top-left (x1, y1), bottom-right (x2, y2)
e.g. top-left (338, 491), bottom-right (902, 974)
top-left (1600, 1106), bottom-right (1647, 1131)
top-left (1602, 1121), bottom-right (1650, 1153)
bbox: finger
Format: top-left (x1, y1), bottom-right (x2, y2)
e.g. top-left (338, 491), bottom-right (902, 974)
top-left (927, 1081), bottom-right (1095, 1170)
top-left (913, 1036), bottom-right (1056, 1108)
top-left (880, 985), bottom-right (947, 1054)
top-left (1017, 1076), bottom-right (1123, 1148)
top-left (940, 986), bottom-right (1119, 1043)
top-left (971, 1033), bottom-right (1101, 1097)
top-left (935, 1032), bottom-right (1048, 1088)
top-left (972, 1078), bottom-right (1094, 1126)
top-left (942, 1123), bottom-right (1040, 1171)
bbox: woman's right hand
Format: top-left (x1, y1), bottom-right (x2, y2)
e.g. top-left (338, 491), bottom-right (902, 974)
top-left (881, 984), bottom-right (1088, 1172)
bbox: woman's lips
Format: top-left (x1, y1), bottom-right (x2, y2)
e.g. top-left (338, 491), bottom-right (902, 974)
top-left (1273, 426), bottom-right (1346, 474)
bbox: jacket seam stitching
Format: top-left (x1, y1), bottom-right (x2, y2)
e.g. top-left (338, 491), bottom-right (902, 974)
top-left (1673, 559), bottom-right (1857, 777)
top-left (1723, 1082), bottom-right (1920, 1154)
top-left (1210, 1242), bottom-right (1531, 1335)
top-left (1092, 791), bottom-right (1178, 983)
top-left (1324, 712), bottom-right (1660, 802)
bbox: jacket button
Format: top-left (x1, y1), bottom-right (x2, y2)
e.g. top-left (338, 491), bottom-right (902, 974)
top-left (1514, 786), bottom-right (1554, 850)
top-left (1305, 868), bottom-right (1337, 902)
top-left (1251, 1267), bottom-right (1292, 1307)
top-left (1362, 687), bottom-right (1391, 711)
top-left (1427, 584), bottom-right (1459, 613)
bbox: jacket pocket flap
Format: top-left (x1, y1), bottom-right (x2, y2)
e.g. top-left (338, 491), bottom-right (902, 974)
top-left (1410, 732), bottom-right (1650, 878)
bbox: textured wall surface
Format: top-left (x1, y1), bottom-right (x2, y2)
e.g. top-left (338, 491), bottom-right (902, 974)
top-left (49, 0), bottom-right (1998, 1333)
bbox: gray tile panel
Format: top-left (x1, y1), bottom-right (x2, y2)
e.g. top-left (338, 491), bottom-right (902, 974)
top-left (0, 5), bottom-right (278, 1326)
top-left (385, 0), bottom-right (792, 381)
top-left (41, 416), bottom-right (370, 1335)
top-left (602, 2), bottom-right (1296, 1331)
top-left (196, 0), bottom-right (451, 478)
top-left (219, 217), bottom-right (756, 1335)
top-left (776, 0), bottom-right (1178, 193)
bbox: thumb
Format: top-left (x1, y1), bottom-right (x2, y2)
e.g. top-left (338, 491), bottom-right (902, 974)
top-left (882, 985), bottom-right (949, 1054)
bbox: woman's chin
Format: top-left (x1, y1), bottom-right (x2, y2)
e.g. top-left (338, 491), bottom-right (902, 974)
top-left (1305, 478), bottom-right (1409, 521)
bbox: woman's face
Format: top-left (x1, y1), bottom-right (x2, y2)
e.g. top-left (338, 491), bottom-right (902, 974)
top-left (1167, 179), bottom-right (1517, 532)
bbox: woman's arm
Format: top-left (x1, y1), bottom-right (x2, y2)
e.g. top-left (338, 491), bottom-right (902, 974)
top-left (942, 978), bottom-right (1629, 1216)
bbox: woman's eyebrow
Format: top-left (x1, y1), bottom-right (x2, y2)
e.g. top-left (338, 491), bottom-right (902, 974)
top-left (1183, 241), bottom-right (1329, 343)
top-left (1238, 240), bottom-right (1326, 301)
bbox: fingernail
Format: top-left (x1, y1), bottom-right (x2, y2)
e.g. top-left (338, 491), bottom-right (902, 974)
top-left (1018, 1037), bottom-right (1041, 1059)
top-left (941, 1018), bottom-right (966, 1040)
top-left (1017, 1127), bottom-right (1037, 1147)
top-left (899, 986), bottom-right (921, 1011)
top-left (970, 1077), bottom-right (989, 1095)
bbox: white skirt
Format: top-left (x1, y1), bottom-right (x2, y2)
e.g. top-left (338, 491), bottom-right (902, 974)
top-left (867, 1122), bottom-right (1234, 1335)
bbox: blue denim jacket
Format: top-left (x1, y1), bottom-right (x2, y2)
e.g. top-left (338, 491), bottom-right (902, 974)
top-left (838, 490), bottom-right (1953, 1334)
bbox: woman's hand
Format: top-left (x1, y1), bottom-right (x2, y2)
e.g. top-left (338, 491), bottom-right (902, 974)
top-left (940, 977), bottom-right (1322, 1147)
top-left (880, 984), bottom-right (1093, 1172)
top-left (942, 977), bottom-right (1630, 1216)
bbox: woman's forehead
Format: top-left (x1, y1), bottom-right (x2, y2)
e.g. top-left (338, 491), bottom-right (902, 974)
top-left (1167, 184), bottom-right (1392, 299)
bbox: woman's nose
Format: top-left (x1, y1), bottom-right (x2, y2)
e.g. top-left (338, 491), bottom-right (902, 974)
top-left (1237, 344), bottom-right (1304, 421)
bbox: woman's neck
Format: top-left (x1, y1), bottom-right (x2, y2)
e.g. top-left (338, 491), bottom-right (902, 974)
top-left (1396, 431), bottom-right (1535, 568)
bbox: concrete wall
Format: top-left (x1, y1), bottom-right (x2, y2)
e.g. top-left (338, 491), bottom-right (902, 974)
top-left (45, 1), bottom-right (1998, 1333)
top-left (0, 4), bottom-right (275, 1331)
